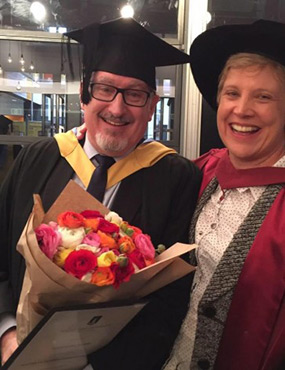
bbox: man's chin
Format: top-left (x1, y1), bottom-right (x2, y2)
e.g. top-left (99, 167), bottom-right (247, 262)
top-left (95, 134), bottom-right (129, 157)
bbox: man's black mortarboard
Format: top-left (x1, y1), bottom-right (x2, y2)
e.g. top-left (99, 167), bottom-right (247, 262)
top-left (65, 17), bottom-right (191, 104)
top-left (190, 19), bottom-right (285, 110)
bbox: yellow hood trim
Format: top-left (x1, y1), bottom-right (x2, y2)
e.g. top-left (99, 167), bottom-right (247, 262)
top-left (54, 131), bottom-right (176, 188)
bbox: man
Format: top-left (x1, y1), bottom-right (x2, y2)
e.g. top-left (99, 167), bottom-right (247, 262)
top-left (0, 17), bottom-right (201, 369)
top-left (164, 20), bottom-right (285, 370)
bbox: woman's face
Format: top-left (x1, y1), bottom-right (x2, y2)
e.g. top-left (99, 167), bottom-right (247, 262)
top-left (217, 64), bottom-right (285, 169)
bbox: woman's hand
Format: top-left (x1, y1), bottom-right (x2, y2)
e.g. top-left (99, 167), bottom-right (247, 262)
top-left (0, 328), bottom-right (18, 365)
top-left (73, 123), bottom-right (87, 140)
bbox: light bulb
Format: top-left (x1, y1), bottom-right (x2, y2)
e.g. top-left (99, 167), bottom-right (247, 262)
top-left (20, 54), bottom-right (25, 65)
top-left (21, 65), bottom-right (25, 72)
top-left (16, 81), bottom-right (21, 91)
top-left (0, 65), bottom-right (3, 74)
top-left (8, 53), bottom-right (12, 63)
top-left (121, 4), bottom-right (134, 18)
top-left (30, 61), bottom-right (35, 70)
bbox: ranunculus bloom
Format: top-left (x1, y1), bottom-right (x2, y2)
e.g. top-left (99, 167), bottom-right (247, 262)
top-left (83, 217), bottom-right (100, 230)
top-left (82, 231), bottom-right (101, 247)
top-left (35, 224), bottom-right (61, 259)
top-left (97, 230), bottom-right (118, 249)
top-left (97, 251), bottom-right (117, 267)
top-left (58, 226), bottom-right (86, 248)
top-left (91, 267), bottom-right (115, 286)
top-left (105, 211), bottom-right (123, 226)
top-left (81, 210), bottom-right (104, 219)
top-left (97, 218), bottom-right (119, 233)
top-left (53, 247), bottom-right (73, 267)
top-left (111, 260), bottom-right (135, 289)
top-left (64, 249), bottom-right (97, 279)
top-left (75, 244), bottom-right (100, 254)
top-left (134, 233), bottom-right (155, 260)
top-left (58, 211), bottom-right (85, 228)
top-left (131, 225), bottom-right (143, 239)
top-left (128, 249), bottom-right (146, 270)
top-left (118, 236), bottom-right (135, 254)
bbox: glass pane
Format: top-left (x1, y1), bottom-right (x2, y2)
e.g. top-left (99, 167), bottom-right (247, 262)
top-left (0, 0), bottom-right (180, 38)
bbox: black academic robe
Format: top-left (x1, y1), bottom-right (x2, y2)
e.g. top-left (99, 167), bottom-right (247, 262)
top-left (0, 137), bottom-right (201, 370)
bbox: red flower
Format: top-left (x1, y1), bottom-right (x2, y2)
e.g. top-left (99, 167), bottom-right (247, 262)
top-left (64, 250), bottom-right (97, 279)
top-left (131, 225), bottom-right (143, 239)
top-left (111, 260), bottom-right (135, 289)
top-left (128, 249), bottom-right (146, 269)
top-left (57, 211), bottom-right (85, 228)
top-left (97, 218), bottom-right (120, 233)
top-left (81, 210), bottom-right (104, 219)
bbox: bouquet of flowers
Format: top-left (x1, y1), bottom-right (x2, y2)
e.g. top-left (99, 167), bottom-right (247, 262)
top-left (16, 180), bottom-right (195, 344)
top-left (35, 209), bottom-right (161, 289)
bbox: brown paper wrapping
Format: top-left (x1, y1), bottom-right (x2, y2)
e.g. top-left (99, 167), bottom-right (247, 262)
top-left (16, 180), bottom-right (196, 343)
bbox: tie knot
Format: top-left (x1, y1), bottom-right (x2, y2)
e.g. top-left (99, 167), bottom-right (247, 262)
top-left (94, 154), bottom-right (115, 169)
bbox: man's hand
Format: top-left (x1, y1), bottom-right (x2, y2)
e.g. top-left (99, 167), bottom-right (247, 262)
top-left (0, 328), bottom-right (18, 365)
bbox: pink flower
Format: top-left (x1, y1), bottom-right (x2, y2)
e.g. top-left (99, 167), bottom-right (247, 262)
top-left (35, 224), bottom-right (61, 259)
top-left (134, 233), bottom-right (155, 260)
top-left (82, 231), bottom-right (101, 247)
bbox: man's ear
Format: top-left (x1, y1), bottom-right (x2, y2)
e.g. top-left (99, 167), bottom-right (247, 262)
top-left (148, 94), bottom-right (160, 121)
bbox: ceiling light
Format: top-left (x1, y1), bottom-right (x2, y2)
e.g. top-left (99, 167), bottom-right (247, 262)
top-left (30, 2), bottom-right (47, 22)
top-left (20, 54), bottom-right (25, 65)
top-left (21, 65), bottom-right (25, 72)
top-left (16, 81), bottom-right (21, 91)
top-left (30, 61), bottom-right (35, 70)
top-left (121, 4), bottom-right (134, 18)
top-left (8, 53), bottom-right (12, 63)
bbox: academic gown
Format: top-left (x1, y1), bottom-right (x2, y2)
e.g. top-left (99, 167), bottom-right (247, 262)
top-left (193, 148), bottom-right (285, 370)
top-left (0, 137), bottom-right (202, 370)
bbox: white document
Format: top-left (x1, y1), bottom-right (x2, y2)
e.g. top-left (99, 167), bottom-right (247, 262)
top-left (3, 300), bottom-right (146, 370)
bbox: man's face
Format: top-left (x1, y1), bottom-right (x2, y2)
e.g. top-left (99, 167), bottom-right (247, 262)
top-left (217, 64), bottom-right (285, 169)
top-left (81, 71), bottom-right (159, 157)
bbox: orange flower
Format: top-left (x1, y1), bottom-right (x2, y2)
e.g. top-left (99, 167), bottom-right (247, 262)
top-left (118, 236), bottom-right (135, 254)
top-left (83, 217), bottom-right (100, 230)
top-left (97, 230), bottom-right (118, 249)
top-left (57, 211), bottom-right (85, 228)
top-left (91, 266), bottom-right (115, 286)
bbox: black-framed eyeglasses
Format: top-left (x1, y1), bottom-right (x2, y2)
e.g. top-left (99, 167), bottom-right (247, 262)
top-left (89, 83), bottom-right (152, 107)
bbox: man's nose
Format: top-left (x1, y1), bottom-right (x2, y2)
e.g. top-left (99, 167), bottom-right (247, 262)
top-left (108, 91), bottom-right (127, 115)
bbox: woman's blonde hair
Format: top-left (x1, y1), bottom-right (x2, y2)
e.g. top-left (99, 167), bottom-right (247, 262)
top-left (217, 52), bottom-right (285, 103)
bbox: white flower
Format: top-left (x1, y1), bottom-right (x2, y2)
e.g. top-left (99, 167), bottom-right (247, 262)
top-left (75, 244), bottom-right (100, 254)
top-left (58, 226), bottom-right (85, 249)
top-left (105, 211), bottom-right (123, 226)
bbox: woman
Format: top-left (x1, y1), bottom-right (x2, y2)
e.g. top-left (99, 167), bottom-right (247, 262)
top-left (164, 20), bottom-right (285, 370)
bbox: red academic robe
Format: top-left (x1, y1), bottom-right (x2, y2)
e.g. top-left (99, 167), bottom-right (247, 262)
top-left (195, 148), bottom-right (285, 370)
